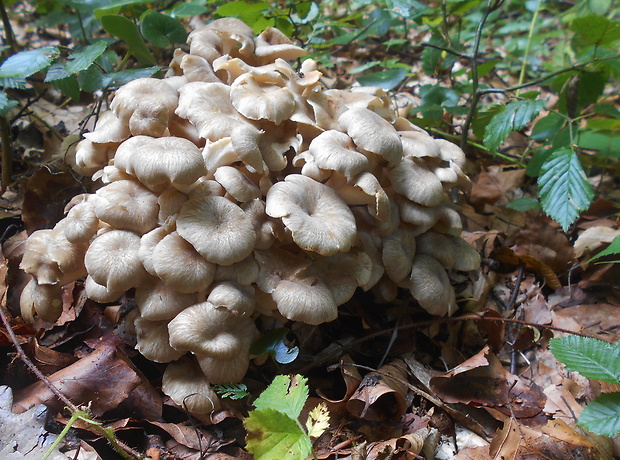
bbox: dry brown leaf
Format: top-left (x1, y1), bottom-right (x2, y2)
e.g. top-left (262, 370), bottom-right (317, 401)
top-left (12, 344), bottom-right (143, 416)
top-left (574, 226), bottom-right (620, 258)
top-left (470, 169), bottom-right (526, 207)
top-left (553, 304), bottom-right (620, 342)
top-left (430, 346), bottom-right (546, 419)
top-left (491, 247), bottom-right (561, 290)
top-left (317, 354), bottom-right (362, 404)
top-left (346, 359), bottom-right (409, 422)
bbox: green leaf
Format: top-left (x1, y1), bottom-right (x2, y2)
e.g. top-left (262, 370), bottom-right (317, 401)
top-left (579, 393), bottom-right (620, 436)
top-left (506, 196), bottom-right (540, 212)
top-left (530, 113), bottom-right (565, 141)
top-left (45, 41), bottom-right (107, 82)
top-left (94, 0), bottom-right (151, 19)
top-left (245, 408), bottom-right (313, 460)
top-left (550, 336), bottom-right (620, 383)
top-left (211, 383), bottom-right (250, 400)
top-left (99, 15), bottom-right (156, 66)
top-left (356, 68), bottom-right (407, 90)
top-left (253, 374), bottom-right (308, 420)
top-left (171, 1), bottom-right (207, 17)
top-left (53, 75), bottom-right (80, 101)
top-left (416, 84), bottom-right (460, 121)
top-left (472, 103), bottom-right (504, 140)
top-left (215, 1), bottom-right (270, 27)
top-left (525, 148), bottom-right (554, 177)
top-left (484, 99), bottom-right (546, 151)
top-left (140, 11), bottom-right (188, 47)
top-left (571, 15), bottom-right (620, 46)
top-left (538, 147), bottom-right (594, 232)
top-left (588, 235), bottom-right (620, 264)
top-left (0, 47), bottom-right (60, 88)
top-left (0, 91), bottom-right (18, 116)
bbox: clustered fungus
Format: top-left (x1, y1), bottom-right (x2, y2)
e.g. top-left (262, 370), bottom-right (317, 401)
top-left (19, 18), bottom-right (480, 408)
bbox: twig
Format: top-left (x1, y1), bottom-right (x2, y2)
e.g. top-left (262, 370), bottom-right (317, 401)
top-left (1, 116), bottom-right (12, 192)
top-left (516, 0), bottom-right (541, 96)
top-left (0, 0), bottom-right (17, 54)
top-left (0, 295), bottom-right (144, 459)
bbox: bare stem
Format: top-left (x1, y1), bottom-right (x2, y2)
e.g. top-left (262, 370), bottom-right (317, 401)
top-left (1, 116), bottom-right (12, 192)
top-left (0, 0), bottom-right (17, 54)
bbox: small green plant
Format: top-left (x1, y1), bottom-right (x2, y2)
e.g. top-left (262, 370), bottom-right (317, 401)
top-left (550, 335), bottom-right (620, 437)
top-left (244, 374), bottom-right (329, 460)
top-left (588, 236), bottom-right (620, 264)
top-left (212, 382), bottom-right (251, 400)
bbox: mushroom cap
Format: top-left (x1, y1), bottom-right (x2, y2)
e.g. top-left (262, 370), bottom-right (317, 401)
top-left (253, 27), bottom-right (307, 63)
top-left (95, 180), bottom-right (159, 234)
top-left (134, 317), bottom-right (185, 363)
top-left (162, 358), bottom-right (221, 414)
top-left (214, 255), bottom-right (260, 285)
top-left (230, 72), bottom-right (295, 125)
top-left (265, 174), bottom-right (356, 256)
top-left (111, 78), bottom-right (179, 137)
top-left (382, 227), bottom-right (417, 283)
top-left (63, 195), bottom-right (99, 243)
top-left (85, 275), bottom-right (124, 303)
top-left (409, 254), bottom-right (456, 316)
top-left (136, 276), bottom-right (201, 321)
top-left (83, 110), bottom-right (130, 144)
top-left (84, 229), bottom-right (148, 292)
top-left (214, 166), bottom-right (261, 203)
top-left (176, 82), bottom-right (244, 141)
top-left (206, 281), bottom-right (255, 316)
top-left (176, 195), bottom-right (256, 266)
top-left (114, 136), bottom-right (207, 188)
top-left (20, 277), bottom-right (63, 323)
top-left (196, 353), bottom-right (250, 384)
top-left (388, 156), bottom-right (444, 207)
top-left (338, 108), bottom-right (403, 165)
top-left (205, 17), bottom-right (255, 58)
top-left (152, 232), bottom-right (215, 293)
top-left (272, 277), bottom-right (338, 325)
top-left (167, 301), bottom-right (258, 358)
top-left (307, 130), bottom-right (369, 177)
top-left (139, 227), bottom-right (169, 276)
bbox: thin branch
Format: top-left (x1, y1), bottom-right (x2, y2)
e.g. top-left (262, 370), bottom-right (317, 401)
top-left (1, 116), bottom-right (12, 192)
top-left (0, 0), bottom-right (17, 54)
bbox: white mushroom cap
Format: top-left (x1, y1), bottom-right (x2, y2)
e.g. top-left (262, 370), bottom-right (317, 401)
top-left (72, 139), bottom-right (117, 174)
top-left (214, 255), bottom-right (259, 286)
top-left (409, 254), bottom-right (456, 316)
top-left (134, 317), bottom-right (185, 363)
top-left (176, 195), bottom-right (256, 266)
top-left (196, 353), bottom-right (250, 384)
top-left (84, 229), bottom-right (148, 292)
top-left (230, 72), bottom-right (295, 125)
top-left (136, 276), bottom-right (199, 320)
top-left (95, 180), bottom-right (159, 234)
top-left (307, 130), bottom-right (369, 177)
top-left (176, 82), bottom-right (244, 141)
top-left (214, 166), bottom-right (261, 203)
top-left (272, 277), bottom-right (338, 325)
top-left (382, 228), bottom-right (417, 282)
top-left (338, 108), bottom-right (403, 165)
top-left (265, 174), bottom-right (356, 256)
top-left (152, 232), bottom-right (215, 293)
top-left (85, 275), bottom-right (124, 303)
top-left (167, 301), bottom-right (258, 358)
top-left (180, 54), bottom-right (220, 83)
top-left (20, 277), bottom-right (63, 323)
top-left (388, 156), bottom-right (444, 207)
top-left (253, 27), bottom-right (307, 64)
top-left (63, 195), bottom-right (99, 244)
top-left (162, 358), bottom-right (221, 414)
top-left (204, 17), bottom-right (255, 58)
top-left (114, 136), bottom-right (207, 189)
top-left (206, 281), bottom-right (255, 316)
top-left (83, 110), bottom-right (130, 144)
top-left (139, 227), bottom-right (169, 276)
top-left (157, 188), bottom-right (188, 226)
top-left (111, 78), bottom-right (179, 137)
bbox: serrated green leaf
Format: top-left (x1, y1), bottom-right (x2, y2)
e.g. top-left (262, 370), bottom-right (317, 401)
top-left (141, 11), bottom-right (187, 47)
top-left (416, 84), bottom-right (460, 121)
top-left (579, 393), bottom-right (620, 436)
top-left (530, 113), bottom-right (565, 141)
top-left (305, 403), bottom-right (330, 438)
top-left (0, 47), bottom-right (60, 88)
top-left (571, 15), bottom-right (620, 46)
top-left (53, 75), bottom-right (80, 101)
top-left (245, 408), bottom-right (313, 460)
top-left (550, 336), bottom-right (620, 383)
top-left (100, 15), bottom-right (156, 66)
top-left (253, 374), bottom-right (308, 420)
top-left (589, 235), bottom-right (620, 264)
top-left (472, 103), bottom-right (504, 140)
top-left (484, 99), bottom-right (546, 151)
top-left (356, 68), bottom-right (407, 90)
top-left (211, 383), bottom-right (250, 400)
top-left (538, 147), bottom-right (594, 231)
top-left (45, 41), bottom-right (107, 82)
top-left (0, 91), bottom-right (18, 116)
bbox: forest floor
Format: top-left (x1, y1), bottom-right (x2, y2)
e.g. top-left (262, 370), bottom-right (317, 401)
top-left (1, 6), bottom-right (620, 460)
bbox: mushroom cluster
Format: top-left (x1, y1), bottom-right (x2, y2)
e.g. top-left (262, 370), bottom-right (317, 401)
top-left (19, 18), bottom-right (479, 403)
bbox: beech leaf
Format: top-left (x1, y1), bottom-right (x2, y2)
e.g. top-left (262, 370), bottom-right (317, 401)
top-left (484, 99), bottom-right (546, 151)
top-left (245, 408), bottom-right (313, 460)
top-left (550, 336), bottom-right (620, 383)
